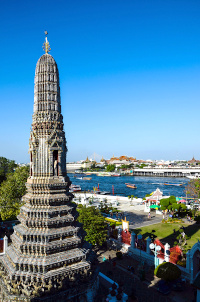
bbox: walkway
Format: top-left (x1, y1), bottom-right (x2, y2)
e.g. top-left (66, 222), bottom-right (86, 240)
top-left (123, 211), bottom-right (163, 229)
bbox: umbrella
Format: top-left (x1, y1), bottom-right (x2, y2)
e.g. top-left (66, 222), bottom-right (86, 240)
top-left (178, 199), bottom-right (186, 203)
top-left (150, 204), bottom-right (160, 209)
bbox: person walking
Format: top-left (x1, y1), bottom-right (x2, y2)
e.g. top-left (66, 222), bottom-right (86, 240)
top-left (148, 212), bottom-right (151, 219)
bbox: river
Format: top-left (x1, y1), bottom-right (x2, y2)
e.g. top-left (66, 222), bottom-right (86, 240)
top-left (68, 174), bottom-right (189, 198)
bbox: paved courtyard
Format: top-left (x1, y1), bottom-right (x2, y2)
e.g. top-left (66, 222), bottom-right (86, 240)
top-left (97, 249), bottom-right (196, 302)
top-left (122, 211), bottom-right (162, 229)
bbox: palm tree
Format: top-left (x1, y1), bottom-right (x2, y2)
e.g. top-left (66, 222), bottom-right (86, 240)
top-left (128, 195), bottom-right (134, 205)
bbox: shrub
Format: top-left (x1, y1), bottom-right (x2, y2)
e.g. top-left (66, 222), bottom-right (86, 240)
top-left (154, 262), bottom-right (181, 281)
top-left (180, 204), bottom-right (187, 211)
top-left (194, 215), bottom-right (200, 223)
top-left (116, 251), bottom-right (122, 259)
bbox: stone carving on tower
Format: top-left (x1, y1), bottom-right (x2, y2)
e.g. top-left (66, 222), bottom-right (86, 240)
top-left (0, 33), bottom-right (97, 302)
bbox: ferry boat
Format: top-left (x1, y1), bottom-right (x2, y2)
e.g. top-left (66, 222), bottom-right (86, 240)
top-left (125, 183), bottom-right (137, 189)
top-left (186, 174), bottom-right (200, 179)
top-left (164, 183), bottom-right (183, 186)
top-left (69, 184), bottom-right (82, 192)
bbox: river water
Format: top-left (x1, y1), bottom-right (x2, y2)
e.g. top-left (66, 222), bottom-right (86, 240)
top-left (68, 174), bottom-right (189, 198)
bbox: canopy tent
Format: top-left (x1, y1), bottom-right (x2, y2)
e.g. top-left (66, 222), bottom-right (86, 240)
top-left (150, 204), bottom-right (161, 209)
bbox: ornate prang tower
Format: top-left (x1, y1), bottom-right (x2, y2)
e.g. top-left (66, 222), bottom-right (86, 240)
top-left (0, 33), bottom-right (97, 302)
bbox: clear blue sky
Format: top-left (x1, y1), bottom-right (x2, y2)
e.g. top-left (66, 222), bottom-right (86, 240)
top-left (0, 0), bottom-right (200, 163)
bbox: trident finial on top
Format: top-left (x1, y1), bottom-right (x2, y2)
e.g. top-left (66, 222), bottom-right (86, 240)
top-left (43, 31), bottom-right (51, 54)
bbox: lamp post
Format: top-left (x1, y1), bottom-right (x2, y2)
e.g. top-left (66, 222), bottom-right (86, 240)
top-left (149, 243), bottom-right (161, 269)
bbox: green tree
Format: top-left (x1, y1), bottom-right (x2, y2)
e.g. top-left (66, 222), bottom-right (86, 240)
top-left (90, 162), bottom-right (96, 170)
top-left (0, 157), bottom-right (17, 184)
top-left (185, 179), bottom-right (200, 199)
top-left (154, 262), bottom-right (181, 281)
top-left (106, 164), bottom-right (115, 172)
top-left (77, 205), bottom-right (107, 246)
top-left (119, 164), bottom-right (129, 170)
top-left (0, 166), bottom-right (29, 221)
top-left (172, 203), bottom-right (181, 212)
top-left (169, 195), bottom-right (176, 204)
top-left (180, 204), bottom-right (187, 211)
top-left (160, 198), bottom-right (170, 211)
top-left (160, 196), bottom-right (180, 212)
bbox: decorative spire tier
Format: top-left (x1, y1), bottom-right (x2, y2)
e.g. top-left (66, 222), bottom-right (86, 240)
top-left (0, 34), bottom-right (93, 302)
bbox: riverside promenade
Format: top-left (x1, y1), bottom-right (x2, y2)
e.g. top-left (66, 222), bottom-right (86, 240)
top-left (74, 192), bottom-right (163, 229)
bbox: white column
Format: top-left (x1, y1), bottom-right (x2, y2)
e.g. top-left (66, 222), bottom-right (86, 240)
top-left (3, 235), bottom-right (8, 254)
top-left (164, 243), bottom-right (170, 262)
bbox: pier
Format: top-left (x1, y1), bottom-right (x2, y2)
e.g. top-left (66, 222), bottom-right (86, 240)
top-left (132, 168), bottom-right (200, 178)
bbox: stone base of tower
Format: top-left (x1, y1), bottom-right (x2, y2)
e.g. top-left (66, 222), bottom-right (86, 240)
top-left (0, 269), bottom-right (99, 302)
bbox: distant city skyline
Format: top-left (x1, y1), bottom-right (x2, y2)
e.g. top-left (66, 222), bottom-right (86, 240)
top-left (1, 0), bottom-right (200, 163)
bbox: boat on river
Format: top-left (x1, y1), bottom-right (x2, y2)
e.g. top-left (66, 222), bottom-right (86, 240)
top-left (83, 177), bottom-right (92, 180)
top-left (186, 174), bottom-right (200, 179)
top-left (125, 183), bottom-right (137, 189)
top-left (69, 184), bottom-right (82, 192)
top-left (98, 172), bottom-right (111, 177)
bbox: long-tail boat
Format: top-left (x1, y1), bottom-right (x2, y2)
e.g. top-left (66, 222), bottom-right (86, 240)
top-left (125, 183), bottom-right (137, 189)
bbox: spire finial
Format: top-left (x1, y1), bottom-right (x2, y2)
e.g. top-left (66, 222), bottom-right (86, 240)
top-left (43, 31), bottom-right (51, 54)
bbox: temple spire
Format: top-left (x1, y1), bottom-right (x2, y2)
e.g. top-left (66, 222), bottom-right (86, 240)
top-left (43, 31), bottom-right (51, 53)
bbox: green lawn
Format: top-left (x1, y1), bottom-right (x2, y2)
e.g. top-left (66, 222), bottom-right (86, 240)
top-left (133, 222), bottom-right (200, 251)
top-left (105, 217), bottom-right (122, 226)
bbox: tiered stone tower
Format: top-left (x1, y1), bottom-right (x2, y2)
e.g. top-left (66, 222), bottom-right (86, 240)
top-left (0, 34), bottom-right (94, 302)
